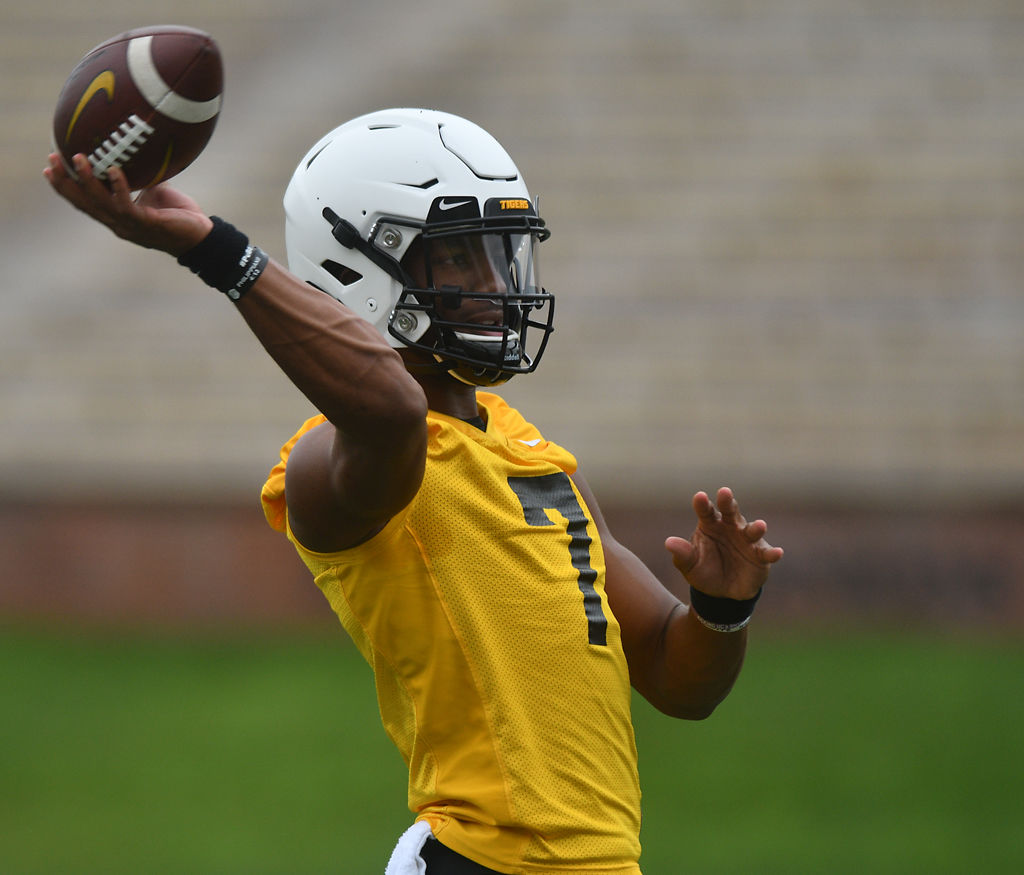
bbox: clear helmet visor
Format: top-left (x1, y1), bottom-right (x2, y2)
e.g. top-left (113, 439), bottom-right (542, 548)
top-left (390, 226), bottom-right (553, 386)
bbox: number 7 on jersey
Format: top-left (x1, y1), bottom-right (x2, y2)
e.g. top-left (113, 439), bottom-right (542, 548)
top-left (508, 473), bottom-right (608, 646)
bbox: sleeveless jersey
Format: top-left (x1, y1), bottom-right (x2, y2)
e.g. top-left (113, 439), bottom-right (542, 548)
top-left (261, 392), bottom-right (642, 874)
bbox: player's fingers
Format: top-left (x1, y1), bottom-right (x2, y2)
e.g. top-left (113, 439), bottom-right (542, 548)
top-left (107, 165), bottom-right (134, 206)
top-left (45, 158), bottom-right (92, 208)
top-left (664, 535), bottom-right (697, 574)
top-left (71, 153), bottom-right (94, 180)
top-left (44, 153), bottom-right (81, 194)
top-left (70, 154), bottom-right (111, 202)
top-left (44, 152), bottom-right (66, 181)
top-left (692, 491), bottom-right (717, 521)
top-left (744, 519), bottom-right (768, 541)
top-left (73, 154), bottom-right (116, 196)
top-left (716, 487), bottom-right (747, 527)
top-left (758, 542), bottom-right (785, 564)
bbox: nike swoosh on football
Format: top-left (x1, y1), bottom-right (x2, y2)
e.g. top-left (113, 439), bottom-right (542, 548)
top-left (438, 199), bottom-right (474, 210)
top-left (66, 70), bottom-right (116, 143)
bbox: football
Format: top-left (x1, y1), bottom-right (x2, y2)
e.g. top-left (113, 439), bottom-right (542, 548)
top-left (52, 25), bottom-right (223, 190)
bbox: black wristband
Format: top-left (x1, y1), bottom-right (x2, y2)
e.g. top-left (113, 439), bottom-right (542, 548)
top-left (689, 586), bottom-right (762, 632)
top-left (177, 216), bottom-right (269, 301)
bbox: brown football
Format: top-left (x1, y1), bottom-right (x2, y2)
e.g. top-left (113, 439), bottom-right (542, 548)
top-left (53, 25), bottom-right (223, 190)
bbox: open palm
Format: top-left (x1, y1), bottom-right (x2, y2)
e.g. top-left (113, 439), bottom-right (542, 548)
top-left (664, 487), bottom-right (783, 600)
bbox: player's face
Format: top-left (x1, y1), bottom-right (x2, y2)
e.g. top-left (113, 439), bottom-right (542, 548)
top-left (393, 229), bottom-right (553, 384)
top-left (406, 234), bottom-right (506, 300)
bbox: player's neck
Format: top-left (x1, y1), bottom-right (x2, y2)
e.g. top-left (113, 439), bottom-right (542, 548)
top-left (418, 374), bottom-right (479, 420)
top-left (399, 349), bottom-right (480, 420)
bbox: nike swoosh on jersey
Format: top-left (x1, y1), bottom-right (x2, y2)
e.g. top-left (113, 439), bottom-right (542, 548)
top-left (65, 70), bottom-right (116, 143)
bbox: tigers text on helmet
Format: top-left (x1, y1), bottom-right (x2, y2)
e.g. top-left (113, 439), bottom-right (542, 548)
top-left (283, 108), bottom-right (554, 387)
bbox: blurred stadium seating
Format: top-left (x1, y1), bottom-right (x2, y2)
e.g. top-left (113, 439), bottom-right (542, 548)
top-left (2, 0), bottom-right (1022, 626)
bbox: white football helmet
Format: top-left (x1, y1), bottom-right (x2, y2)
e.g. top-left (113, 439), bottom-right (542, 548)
top-left (283, 108), bottom-right (553, 386)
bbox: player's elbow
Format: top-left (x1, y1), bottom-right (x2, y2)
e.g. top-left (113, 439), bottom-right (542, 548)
top-left (640, 679), bottom-right (731, 721)
top-left (656, 696), bottom-right (722, 721)
top-left (349, 368), bottom-right (429, 440)
top-left (377, 388), bottom-right (429, 437)
top-left (676, 700), bottom-right (722, 721)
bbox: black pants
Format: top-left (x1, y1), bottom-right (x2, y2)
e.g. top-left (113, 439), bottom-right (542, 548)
top-left (419, 837), bottom-right (504, 874)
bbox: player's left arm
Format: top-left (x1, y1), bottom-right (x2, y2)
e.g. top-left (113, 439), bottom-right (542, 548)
top-left (571, 472), bottom-right (783, 720)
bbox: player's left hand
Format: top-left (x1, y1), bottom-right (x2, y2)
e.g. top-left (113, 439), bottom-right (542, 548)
top-left (665, 487), bottom-right (783, 600)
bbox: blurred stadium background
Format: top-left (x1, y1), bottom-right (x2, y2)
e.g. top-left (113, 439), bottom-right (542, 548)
top-left (1, 1), bottom-right (1022, 872)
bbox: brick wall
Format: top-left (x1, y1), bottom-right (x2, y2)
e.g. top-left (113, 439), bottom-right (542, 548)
top-left (2, 501), bottom-right (1020, 630)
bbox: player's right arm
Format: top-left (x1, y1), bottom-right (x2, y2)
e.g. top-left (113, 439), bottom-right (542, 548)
top-left (236, 258), bottom-right (427, 550)
top-left (45, 155), bottom-right (428, 551)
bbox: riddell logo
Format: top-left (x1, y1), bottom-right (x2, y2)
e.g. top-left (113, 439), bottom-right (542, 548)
top-left (500, 199), bottom-right (530, 211)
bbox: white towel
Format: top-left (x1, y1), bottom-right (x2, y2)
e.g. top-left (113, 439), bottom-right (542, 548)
top-left (384, 820), bottom-right (433, 875)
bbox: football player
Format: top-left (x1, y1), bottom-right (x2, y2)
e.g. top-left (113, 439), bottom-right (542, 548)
top-left (46, 108), bottom-right (782, 875)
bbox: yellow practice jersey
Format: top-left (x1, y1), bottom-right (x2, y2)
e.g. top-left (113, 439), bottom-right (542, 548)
top-left (261, 393), bottom-right (642, 874)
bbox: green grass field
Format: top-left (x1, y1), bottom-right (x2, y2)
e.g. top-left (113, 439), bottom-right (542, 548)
top-left (1, 625), bottom-right (1021, 874)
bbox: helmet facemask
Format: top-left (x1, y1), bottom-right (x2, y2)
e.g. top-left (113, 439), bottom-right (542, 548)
top-left (390, 198), bottom-right (554, 387)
